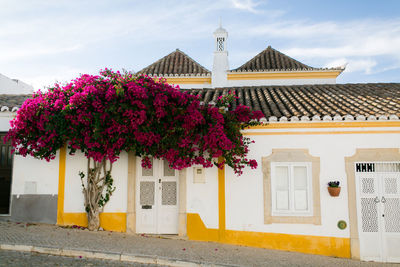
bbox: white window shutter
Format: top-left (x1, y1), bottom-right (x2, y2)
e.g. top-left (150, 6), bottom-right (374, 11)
top-left (293, 166), bottom-right (308, 211)
top-left (275, 166), bottom-right (289, 210)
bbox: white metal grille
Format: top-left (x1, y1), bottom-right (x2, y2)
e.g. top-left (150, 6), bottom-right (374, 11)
top-left (140, 181), bottom-right (155, 205)
top-left (362, 178), bottom-right (375, 194)
top-left (356, 162), bottom-right (400, 172)
top-left (376, 163), bottom-right (400, 172)
top-left (384, 198), bottom-right (400, 232)
top-left (361, 198), bottom-right (379, 232)
top-left (162, 181), bottom-right (177, 205)
top-left (385, 178), bottom-right (398, 194)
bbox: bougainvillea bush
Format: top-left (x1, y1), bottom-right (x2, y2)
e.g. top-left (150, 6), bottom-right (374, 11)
top-left (6, 69), bottom-right (263, 230)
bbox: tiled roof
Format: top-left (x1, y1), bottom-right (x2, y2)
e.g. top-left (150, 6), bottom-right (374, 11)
top-left (232, 46), bottom-right (314, 72)
top-left (2, 84), bottom-right (400, 122)
top-left (0, 94), bottom-right (30, 112)
top-left (138, 49), bottom-right (210, 76)
top-left (186, 83), bottom-right (400, 121)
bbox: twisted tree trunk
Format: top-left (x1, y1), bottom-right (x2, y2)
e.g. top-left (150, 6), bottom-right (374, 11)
top-left (81, 158), bottom-right (113, 231)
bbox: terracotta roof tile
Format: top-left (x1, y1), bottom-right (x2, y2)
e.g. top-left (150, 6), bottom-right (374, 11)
top-left (0, 94), bottom-right (30, 110)
top-left (232, 46), bottom-right (313, 72)
top-left (186, 83), bottom-right (400, 119)
top-left (2, 84), bottom-right (399, 120)
top-left (138, 49), bottom-right (210, 76)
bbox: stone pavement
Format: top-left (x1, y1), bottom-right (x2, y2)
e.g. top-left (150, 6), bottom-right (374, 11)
top-left (0, 221), bottom-right (397, 267)
top-left (0, 250), bottom-right (160, 267)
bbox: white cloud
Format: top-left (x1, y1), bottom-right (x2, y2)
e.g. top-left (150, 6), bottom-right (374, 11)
top-left (324, 58), bottom-right (348, 69)
top-left (233, 18), bottom-right (400, 76)
top-left (1, 0), bottom-right (399, 85)
top-left (243, 19), bottom-right (400, 60)
top-left (24, 66), bottom-right (94, 90)
top-left (231, 0), bottom-right (260, 13)
top-left (347, 59), bottom-right (377, 74)
top-left (325, 58), bottom-right (377, 74)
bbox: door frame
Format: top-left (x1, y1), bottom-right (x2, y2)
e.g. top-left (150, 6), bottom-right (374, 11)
top-left (135, 157), bottom-right (179, 234)
top-left (354, 164), bottom-right (398, 262)
top-left (0, 132), bottom-right (14, 216)
top-left (345, 148), bottom-right (400, 260)
top-left (126, 152), bottom-right (187, 235)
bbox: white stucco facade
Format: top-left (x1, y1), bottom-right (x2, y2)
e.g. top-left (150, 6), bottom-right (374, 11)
top-left (175, 83), bottom-right (212, 89)
top-left (0, 73), bottom-right (33, 94)
top-left (226, 77), bottom-right (337, 87)
top-left (3, 108), bottom-right (400, 261)
top-left (223, 129), bottom-right (400, 238)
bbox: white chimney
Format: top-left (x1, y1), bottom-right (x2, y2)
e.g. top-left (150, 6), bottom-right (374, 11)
top-left (212, 24), bottom-right (229, 88)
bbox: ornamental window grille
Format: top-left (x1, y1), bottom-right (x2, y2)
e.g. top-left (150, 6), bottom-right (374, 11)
top-left (217, 37), bottom-right (225, 51)
top-left (356, 163), bottom-right (400, 173)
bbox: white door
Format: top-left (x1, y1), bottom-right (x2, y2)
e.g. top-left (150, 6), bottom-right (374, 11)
top-left (355, 162), bottom-right (400, 263)
top-left (136, 158), bottom-right (179, 234)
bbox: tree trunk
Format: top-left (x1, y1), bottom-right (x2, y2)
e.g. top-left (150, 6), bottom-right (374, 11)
top-left (81, 158), bottom-right (113, 231)
top-left (87, 209), bottom-right (100, 231)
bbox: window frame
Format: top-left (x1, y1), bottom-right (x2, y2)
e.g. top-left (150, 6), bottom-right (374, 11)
top-left (270, 162), bottom-right (313, 217)
top-left (262, 149), bottom-right (321, 225)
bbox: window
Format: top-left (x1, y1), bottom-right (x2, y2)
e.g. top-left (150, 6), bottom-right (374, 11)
top-left (271, 162), bottom-right (312, 216)
top-left (262, 149), bottom-right (321, 225)
top-left (216, 37), bottom-right (225, 51)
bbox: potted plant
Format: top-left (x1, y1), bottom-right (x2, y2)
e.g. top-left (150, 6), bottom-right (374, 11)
top-left (327, 181), bottom-right (341, 197)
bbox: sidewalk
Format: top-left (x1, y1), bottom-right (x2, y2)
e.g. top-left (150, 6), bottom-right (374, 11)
top-left (0, 221), bottom-right (396, 267)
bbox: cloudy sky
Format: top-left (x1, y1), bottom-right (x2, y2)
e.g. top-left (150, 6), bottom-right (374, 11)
top-left (1, 0), bottom-right (399, 89)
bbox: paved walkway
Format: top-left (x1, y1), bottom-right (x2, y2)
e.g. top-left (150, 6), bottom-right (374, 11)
top-left (0, 250), bottom-right (160, 267)
top-left (0, 221), bottom-right (398, 267)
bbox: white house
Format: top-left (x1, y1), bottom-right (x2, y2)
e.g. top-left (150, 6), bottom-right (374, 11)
top-left (0, 26), bottom-right (399, 263)
top-left (0, 73), bottom-right (33, 94)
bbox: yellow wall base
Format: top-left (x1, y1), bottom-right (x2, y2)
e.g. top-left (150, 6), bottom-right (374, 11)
top-left (59, 212), bottom-right (126, 232)
top-left (187, 213), bottom-right (219, 242)
top-left (187, 213), bottom-right (350, 258)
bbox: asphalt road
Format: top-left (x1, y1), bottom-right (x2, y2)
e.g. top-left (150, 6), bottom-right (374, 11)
top-left (0, 250), bottom-right (164, 267)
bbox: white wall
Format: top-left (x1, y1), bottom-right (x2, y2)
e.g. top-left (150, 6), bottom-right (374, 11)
top-left (12, 154), bottom-right (60, 195)
top-left (224, 131), bottom-right (400, 238)
top-left (64, 151), bottom-right (128, 213)
top-left (227, 78), bottom-right (336, 87)
top-left (173, 83), bottom-right (212, 89)
top-left (0, 113), bottom-right (13, 131)
top-left (186, 166), bottom-right (219, 229)
top-left (172, 77), bottom-right (336, 89)
top-left (0, 73), bottom-right (33, 94)
top-left (0, 112), bottom-right (59, 197)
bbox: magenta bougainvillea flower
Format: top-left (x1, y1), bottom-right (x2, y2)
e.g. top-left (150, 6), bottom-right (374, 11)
top-left (6, 69), bottom-right (262, 175)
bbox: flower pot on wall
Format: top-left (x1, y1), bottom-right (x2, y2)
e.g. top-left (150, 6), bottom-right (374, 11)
top-left (328, 186), bottom-right (341, 197)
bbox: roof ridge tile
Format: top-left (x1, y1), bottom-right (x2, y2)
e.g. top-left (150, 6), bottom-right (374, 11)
top-left (138, 49), bottom-right (210, 76)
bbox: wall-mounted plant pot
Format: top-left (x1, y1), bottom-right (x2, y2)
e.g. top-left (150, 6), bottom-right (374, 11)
top-left (328, 186), bottom-right (341, 197)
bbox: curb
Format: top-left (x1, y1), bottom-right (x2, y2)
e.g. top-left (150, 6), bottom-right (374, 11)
top-left (0, 243), bottom-right (232, 267)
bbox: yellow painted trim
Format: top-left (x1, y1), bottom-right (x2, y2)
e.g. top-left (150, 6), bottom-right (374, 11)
top-left (62, 212), bottom-right (127, 232)
top-left (57, 146), bottom-right (66, 225)
top-left (218, 157), bottom-right (226, 241)
top-left (165, 77), bottom-right (211, 84)
top-left (187, 213), bottom-right (218, 242)
top-left (249, 121), bottom-right (400, 129)
top-left (227, 70), bottom-right (342, 80)
top-left (56, 146), bottom-right (126, 232)
top-left (187, 213), bottom-right (350, 258)
top-left (243, 130), bottom-right (400, 136)
top-left (224, 230), bottom-right (350, 258)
